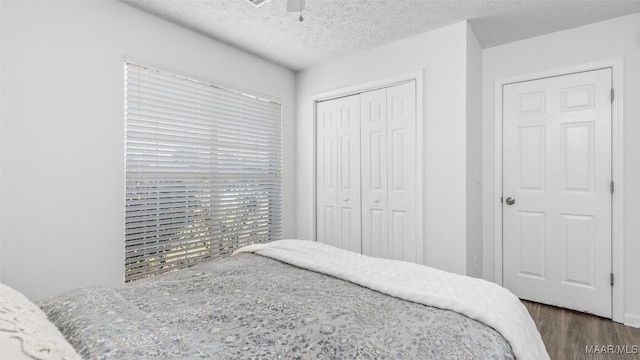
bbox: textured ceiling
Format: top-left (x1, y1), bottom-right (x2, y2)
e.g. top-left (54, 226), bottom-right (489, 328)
top-left (122, 0), bottom-right (640, 72)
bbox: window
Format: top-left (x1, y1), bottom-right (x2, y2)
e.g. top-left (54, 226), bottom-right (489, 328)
top-left (124, 63), bottom-right (282, 281)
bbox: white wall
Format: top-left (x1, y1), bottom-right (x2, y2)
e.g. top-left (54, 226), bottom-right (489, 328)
top-left (482, 13), bottom-right (640, 325)
top-left (296, 21), bottom-right (478, 275)
top-left (465, 24), bottom-right (483, 278)
top-left (0, 0), bottom-right (296, 301)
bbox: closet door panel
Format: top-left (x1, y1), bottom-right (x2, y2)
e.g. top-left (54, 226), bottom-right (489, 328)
top-left (337, 95), bottom-right (362, 253)
top-left (361, 88), bottom-right (389, 258)
top-left (316, 100), bottom-right (338, 247)
top-left (387, 82), bottom-right (417, 262)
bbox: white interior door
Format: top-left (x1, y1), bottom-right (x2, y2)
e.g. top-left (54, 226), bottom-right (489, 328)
top-left (361, 82), bottom-right (417, 261)
top-left (316, 95), bottom-right (361, 252)
top-left (502, 68), bottom-right (612, 317)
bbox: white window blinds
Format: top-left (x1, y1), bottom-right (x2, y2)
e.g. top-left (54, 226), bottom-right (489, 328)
top-left (124, 63), bottom-right (282, 281)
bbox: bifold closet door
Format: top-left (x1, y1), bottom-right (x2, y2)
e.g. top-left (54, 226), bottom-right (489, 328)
top-left (316, 95), bottom-right (362, 253)
top-left (361, 82), bottom-right (417, 262)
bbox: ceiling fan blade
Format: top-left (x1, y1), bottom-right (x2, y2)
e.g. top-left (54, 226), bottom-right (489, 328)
top-left (286, 0), bottom-right (305, 12)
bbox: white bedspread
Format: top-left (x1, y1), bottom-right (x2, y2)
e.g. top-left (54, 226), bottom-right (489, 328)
top-left (235, 239), bottom-right (549, 360)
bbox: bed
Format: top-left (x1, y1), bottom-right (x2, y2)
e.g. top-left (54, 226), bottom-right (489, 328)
top-left (30, 240), bottom-right (548, 359)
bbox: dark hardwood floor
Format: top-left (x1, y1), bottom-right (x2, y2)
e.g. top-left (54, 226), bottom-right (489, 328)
top-left (522, 300), bottom-right (640, 360)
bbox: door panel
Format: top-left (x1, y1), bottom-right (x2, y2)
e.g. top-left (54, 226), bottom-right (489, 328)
top-left (390, 128), bottom-right (406, 191)
top-left (517, 126), bottom-right (545, 191)
top-left (562, 122), bottom-right (594, 192)
top-left (337, 95), bottom-right (362, 253)
top-left (562, 214), bottom-right (595, 287)
top-left (386, 82), bottom-right (417, 262)
top-left (391, 210), bottom-right (407, 260)
top-left (517, 211), bottom-right (546, 279)
top-left (361, 88), bottom-right (388, 258)
top-left (317, 100), bottom-right (338, 248)
top-left (503, 68), bottom-right (612, 317)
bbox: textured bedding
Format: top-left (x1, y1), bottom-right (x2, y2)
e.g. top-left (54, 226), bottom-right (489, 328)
top-left (237, 240), bottom-right (549, 360)
top-left (40, 252), bottom-right (515, 359)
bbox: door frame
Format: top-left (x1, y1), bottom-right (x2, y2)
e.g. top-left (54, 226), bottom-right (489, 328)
top-left (310, 70), bottom-right (425, 264)
top-left (493, 59), bottom-right (624, 322)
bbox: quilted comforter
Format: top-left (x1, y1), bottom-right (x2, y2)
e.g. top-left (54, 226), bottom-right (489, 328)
top-left (40, 248), bottom-right (516, 359)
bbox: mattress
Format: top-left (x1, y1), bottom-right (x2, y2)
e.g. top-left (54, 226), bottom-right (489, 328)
top-left (40, 252), bottom-right (514, 359)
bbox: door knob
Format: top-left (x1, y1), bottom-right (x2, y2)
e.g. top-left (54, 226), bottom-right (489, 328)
top-left (373, 197), bottom-right (380, 203)
top-left (343, 197), bottom-right (349, 202)
top-left (505, 197), bottom-right (515, 206)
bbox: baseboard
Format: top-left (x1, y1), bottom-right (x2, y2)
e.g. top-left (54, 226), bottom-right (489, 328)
top-left (624, 313), bottom-right (640, 328)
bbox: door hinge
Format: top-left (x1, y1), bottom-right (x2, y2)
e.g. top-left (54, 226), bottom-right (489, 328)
top-left (610, 273), bottom-right (614, 286)
top-left (610, 181), bottom-right (614, 194)
top-left (500, 196), bottom-right (503, 204)
top-left (611, 88), bottom-right (614, 103)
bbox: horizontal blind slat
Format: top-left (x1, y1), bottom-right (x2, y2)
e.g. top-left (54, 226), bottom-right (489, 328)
top-left (125, 224), bottom-right (279, 251)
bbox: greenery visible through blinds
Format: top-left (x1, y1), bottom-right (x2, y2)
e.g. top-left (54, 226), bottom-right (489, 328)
top-left (124, 63), bottom-right (282, 281)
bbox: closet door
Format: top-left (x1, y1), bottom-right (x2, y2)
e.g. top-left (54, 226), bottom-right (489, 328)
top-left (361, 88), bottom-right (389, 258)
top-left (336, 95), bottom-right (362, 253)
top-left (316, 100), bottom-right (339, 247)
top-left (361, 82), bottom-right (417, 261)
top-left (387, 82), bottom-right (417, 262)
top-left (316, 95), bottom-right (361, 252)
